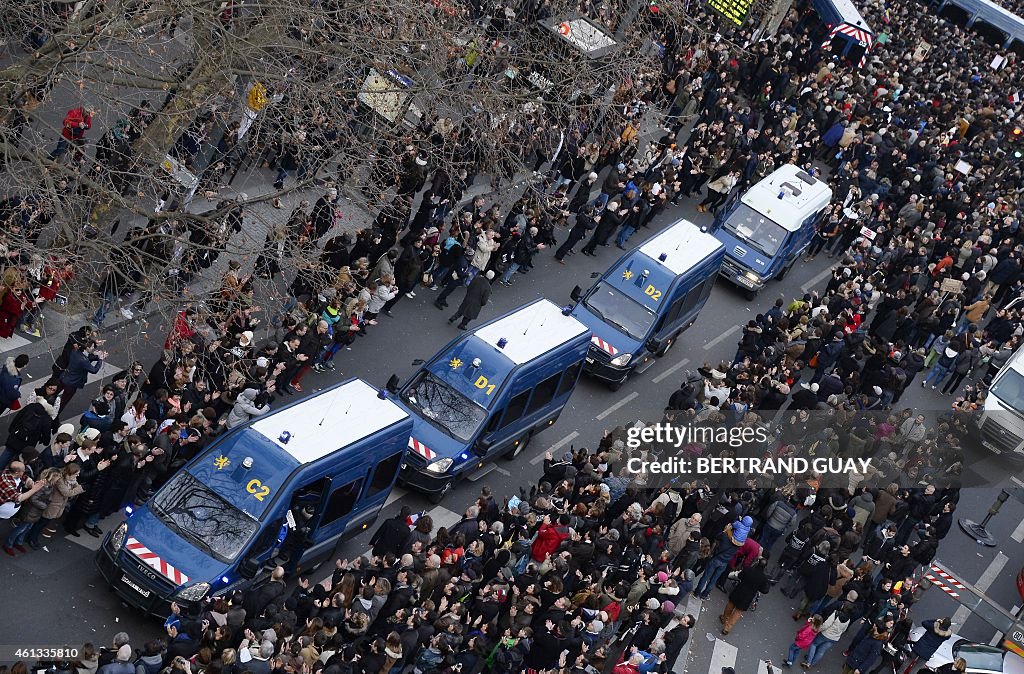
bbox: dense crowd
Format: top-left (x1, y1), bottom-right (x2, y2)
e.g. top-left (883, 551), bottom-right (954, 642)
top-left (2, 0), bottom-right (1024, 669)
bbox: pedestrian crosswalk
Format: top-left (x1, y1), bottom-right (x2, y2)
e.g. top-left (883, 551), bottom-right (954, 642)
top-left (0, 334), bottom-right (32, 356)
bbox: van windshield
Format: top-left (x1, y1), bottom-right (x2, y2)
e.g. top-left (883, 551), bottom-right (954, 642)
top-left (150, 471), bottom-right (259, 563)
top-left (724, 204), bottom-right (788, 257)
top-left (990, 368), bottom-right (1024, 411)
top-left (402, 371), bottom-right (487, 442)
top-left (583, 282), bottom-right (656, 341)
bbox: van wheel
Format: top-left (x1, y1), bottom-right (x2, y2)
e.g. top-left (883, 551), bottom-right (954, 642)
top-left (608, 375), bottom-right (627, 392)
top-left (744, 288), bottom-right (758, 301)
top-left (656, 337), bottom-right (675, 357)
top-left (775, 262), bottom-right (790, 280)
top-left (429, 481), bottom-right (451, 504)
top-left (504, 431), bottom-right (533, 460)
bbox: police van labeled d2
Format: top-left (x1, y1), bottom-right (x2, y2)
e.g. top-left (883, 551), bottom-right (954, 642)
top-left (569, 218), bottom-right (724, 390)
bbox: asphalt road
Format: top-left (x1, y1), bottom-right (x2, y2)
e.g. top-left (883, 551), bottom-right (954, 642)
top-left (2, 191), bottom-right (1024, 670)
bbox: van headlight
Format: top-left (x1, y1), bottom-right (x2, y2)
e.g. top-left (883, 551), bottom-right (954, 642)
top-left (176, 582), bottom-right (210, 601)
top-left (109, 522), bottom-right (127, 553)
top-left (425, 458), bottom-right (453, 474)
top-left (610, 353), bottom-right (632, 367)
top-left (744, 271), bottom-right (761, 283)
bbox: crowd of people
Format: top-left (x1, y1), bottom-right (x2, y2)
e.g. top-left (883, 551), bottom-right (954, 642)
top-left (2, 0), bottom-right (1024, 669)
top-left (0, 429), bottom-right (964, 674)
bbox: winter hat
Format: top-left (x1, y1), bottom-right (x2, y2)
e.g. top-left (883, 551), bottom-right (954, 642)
top-left (627, 503), bottom-right (643, 519)
top-left (116, 645), bottom-right (132, 662)
top-left (873, 386), bottom-right (883, 396)
top-left (57, 423), bottom-right (76, 437)
top-left (732, 516), bottom-right (753, 544)
top-left (238, 331), bottom-right (254, 347)
top-left (646, 598), bottom-right (662, 610)
top-left (662, 601), bottom-right (676, 614)
top-left (684, 569), bottom-right (696, 581)
top-left (656, 571), bottom-right (669, 583)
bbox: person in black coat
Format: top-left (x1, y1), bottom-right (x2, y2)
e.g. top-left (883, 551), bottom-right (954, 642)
top-left (449, 270), bottom-right (493, 330)
top-left (581, 202), bottom-right (625, 255)
top-left (720, 557), bottom-right (771, 634)
top-left (662, 614), bottom-right (694, 665)
top-left (370, 507), bottom-right (412, 559)
top-left (555, 209), bottom-right (598, 262)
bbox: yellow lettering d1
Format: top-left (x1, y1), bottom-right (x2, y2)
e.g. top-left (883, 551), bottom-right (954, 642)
top-left (474, 375), bottom-right (489, 389)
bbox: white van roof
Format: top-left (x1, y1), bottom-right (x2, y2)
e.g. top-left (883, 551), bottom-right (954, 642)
top-left (637, 219), bottom-right (724, 275)
top-left (741, 164), bottom-right (833, 232)
top-left (474, 298), bottom-right (589, 366)
top-left (250, 379), bottom-right (409, 464)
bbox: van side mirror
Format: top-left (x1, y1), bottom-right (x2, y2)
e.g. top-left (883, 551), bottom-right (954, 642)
top-left (386, 374), bottom-right (400, 394)
top-left (570, 285), bottom-right (582, 303)
top-left (473, 436), bottom-right (492, 458)
top-left (239, 557), bottom-right (260, 579)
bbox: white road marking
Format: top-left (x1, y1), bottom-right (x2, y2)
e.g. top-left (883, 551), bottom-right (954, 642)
top-left (707, 632), bottom-right (738, 674)
top-left (595, 392), bottom-right (639, 420)
top-left (529, 431), bottom-right (579, 465)
top-left (758, 659), bottom-right (780, 674)
top-left (801, 266), bottom-right (834, 291)
top-left (426, 504), bottom-right (463, 531)
top-left (951, 552), bottom-right (1008, 626)
top-left (0, 334), bottom-right (32, 355)
top-left (467, 464), bottom-right (511, 480)
top-left (384, 485), bottom-right (409, 508)
top-left (653, 358), bottom-right (692, 384)
top-left (1013, 476), bottom-right (1024, 489)
top-left (703, 325), bottom-right (740, 351)
top-left (87, 361), bottom-right (124, 385)
top-left (65, 531), bottom-right (105, 551)
top-left (1012, 518), bottom-right (1024, 544)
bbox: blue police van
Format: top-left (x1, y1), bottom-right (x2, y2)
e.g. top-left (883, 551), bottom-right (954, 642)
top-left (391, 298), bottom-right (591, 502)
top-left (96, 378), bottom-right (413, 616)
top-left (711, 164), bottom-right (833, 299)
top-left (569, 219), bottom-right (725, 391)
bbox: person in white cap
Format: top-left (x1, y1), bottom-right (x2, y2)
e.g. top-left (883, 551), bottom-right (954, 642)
top-left (97, 644), bottom-right (135, 674)
top-left (449, 270), bottom-right (494, 330)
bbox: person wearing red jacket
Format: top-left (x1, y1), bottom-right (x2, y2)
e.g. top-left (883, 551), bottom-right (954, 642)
top-left (530, 513), bottom-right (570, 562)
top-left (49, 106), bottom-right (94, 161)
top-left (165, 309), bottom-right (198, 350)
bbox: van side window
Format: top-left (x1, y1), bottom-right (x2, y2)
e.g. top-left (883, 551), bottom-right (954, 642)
top-left (500, 390), bottom-right (531, 429)
top-left (678, 277), bottom-right (714, 321)
top-left (526, 372), bottom-right (561, 414)
top-left (322, 478), bottom-right (365, 525)
top-left (366, 453), bottom-right (403, 497)
top-left (557, 361), bottom-right (583, 397)
top-left (485, 412), bottom-right (502, 434)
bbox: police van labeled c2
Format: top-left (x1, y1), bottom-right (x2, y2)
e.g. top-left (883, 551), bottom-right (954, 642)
top-left (96, 378), bottom-right (413, 616)
top-left (390, 298), bottom-right (591, 502)
top-left (712, 163), bottom-right (833, 298)
top-left (569, 218), bottom-right (725, 391)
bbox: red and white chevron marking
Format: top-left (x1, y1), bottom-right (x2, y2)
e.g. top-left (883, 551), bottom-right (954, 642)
top-left (408, 437), bottom-right (437, 461)
top-left (590, 335), bottom-right (619, 356)
top-left (928, 565), bottom-right (966, 589)
top-left (126, 536), bottom-right (190, 586)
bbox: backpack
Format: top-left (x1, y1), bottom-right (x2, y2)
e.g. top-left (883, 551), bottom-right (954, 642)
top-left (662, 493), bottom-right (681, 525)
top-left (135, 658), bottom-right (162, 674)
top-left (8, 403), bottom-right (50, 445)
